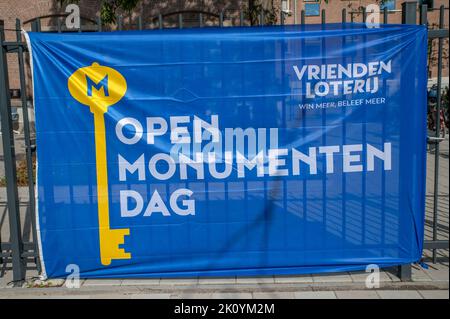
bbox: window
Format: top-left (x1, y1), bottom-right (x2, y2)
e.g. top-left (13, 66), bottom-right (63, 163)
top-left (419, 0), bottom-right (434, 10)
top-left (281, 0), bottom-right (290, 13)
top-left (380, 0), bottom-right (396, 10)
top-left (305, 3), bottom-right (320, 16)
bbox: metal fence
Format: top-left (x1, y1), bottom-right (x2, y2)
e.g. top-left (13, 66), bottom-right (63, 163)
top-left (0, 1), bottom-right (448, 286)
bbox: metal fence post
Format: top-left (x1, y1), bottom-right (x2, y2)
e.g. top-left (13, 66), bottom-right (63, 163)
top-left (402, 1), bottom-right (417, 24)
top-left (397, 1), bottom-right (419, 281)
top-left (138, 15), bottom-right (142, 30)
top-left (118, 15), bottom-right (123, 30)
top-left (419, 4), bottom-right (428, 25)
top-left (16, 18), bottom-right (41, 274)
top-left (293, 0), bottom-right (297, 24)
top-left (97, 16), bottom-right (102, 32)
top-left (431, 5), bottom-right (445, 264)
top-left (342, 9), bottom-right (347, 23)
top-left (398, 263), bottom-right (412, 282)
top-left (158, 13), bottom-right (163, 29)
top-left (0, 20), bottom-right (25, 286)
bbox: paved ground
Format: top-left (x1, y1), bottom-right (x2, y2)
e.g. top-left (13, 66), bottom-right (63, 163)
top-left (0, 131), bottom-right (448, 299)
top-left (0, 259), bottom-right (448, 299)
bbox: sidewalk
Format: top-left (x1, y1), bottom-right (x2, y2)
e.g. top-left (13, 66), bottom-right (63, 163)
top-left (0, 256), bottom-right (448, 299)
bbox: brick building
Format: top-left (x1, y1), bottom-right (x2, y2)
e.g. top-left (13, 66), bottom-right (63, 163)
top-left (0, 0), bottom-right (448, 93)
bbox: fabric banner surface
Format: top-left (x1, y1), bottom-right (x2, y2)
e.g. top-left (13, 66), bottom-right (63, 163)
top-left (26, 23), bottom-right (427, 278)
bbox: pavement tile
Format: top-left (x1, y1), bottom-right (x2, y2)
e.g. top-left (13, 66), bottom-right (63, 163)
top-left (55, 295), bottom-right (92, 299)
top-left (0, 271), bottom-right (13, 289)
top-left (62, 284), bottom-right (140, 294)
top-left (376, 290), bottom-right (423, 299)
top-left (8, 295), bottom-right (58, 299)
top-left (418, 290), bottom-right (449, 299)
top-left (83, 279), bottom-right (123, 286)
top-left (236, 276), bottom-right (275, 284)
top-left (411, 264), bottom-right (433, 282)
top-left (23, 269), bottom-right (40, 279)
top-left (160, 278), bottom-right (199, 285)
top-left (211, 292), bottom-right (253, 299)
top-left (335, 290), bottom-right (380, 299)
top-left (130, 293), bottom-right (171, 299)
top-left (198, 277), bottom-right (237, 285)
top-left (91, 294), bottom-right (132, 299)
top-left (294, 291), bottom-right (337, 299)
top-left (171, 293), bottom-right (213, 299)
top-left (274, 275), bottom-right (313, 284)
top-left (253, 292), bottom-right (295, 299)
top-left (350, 271), bottom-right (392, 284)
top-left (312, 273), bottom-right (353, 283)
top-left (422, 263), bottom-right (449, 282)
top-left (121, 278), bottom-right (161, 286)
top-left (384, 268), bottom-right (401, 282)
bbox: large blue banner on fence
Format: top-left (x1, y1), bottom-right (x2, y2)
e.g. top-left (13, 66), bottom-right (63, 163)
top-left (26, 23), bottom-right (427, 279)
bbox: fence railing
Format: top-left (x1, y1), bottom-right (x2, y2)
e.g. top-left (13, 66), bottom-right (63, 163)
top-left (0, 1), bottom-right (448, 286)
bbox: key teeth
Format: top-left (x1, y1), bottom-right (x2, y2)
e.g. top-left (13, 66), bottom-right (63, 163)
top-left (100, 228), bottom-right (132, 265)
top-left (118, 248), bottom-right (131, 259)
top-left (112, 228), bottom-right (131, 258)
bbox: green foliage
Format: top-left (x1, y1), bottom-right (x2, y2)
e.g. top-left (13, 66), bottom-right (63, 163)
top-left (442, 86), bottom-right (449, 111)
top-left (58, 0), bottom-right (141, 24)
top-left (100, 0), bottom-right (140, 24)
top-left (246, 0), bottom-right (278, 26)
top-left (56, 0), bottom-right (390, 26)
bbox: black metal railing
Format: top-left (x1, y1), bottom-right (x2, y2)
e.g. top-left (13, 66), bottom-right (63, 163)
top-left (0, 1), bottom-right (448, 286)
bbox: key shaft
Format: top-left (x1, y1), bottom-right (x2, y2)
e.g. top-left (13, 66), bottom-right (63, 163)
top-left (68, 62), bottom-right (130, 266)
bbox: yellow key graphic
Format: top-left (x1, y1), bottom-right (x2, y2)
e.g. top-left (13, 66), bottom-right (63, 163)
top-left (68, 62), bottom-right (130, 266)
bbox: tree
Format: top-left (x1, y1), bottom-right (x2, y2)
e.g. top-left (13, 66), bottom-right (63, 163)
top-left (59, 0), bottom-right (390, 26)
top-left (246, 0), bottom-right (278, 25)
top-left (100, 0), bottom-right (140, 24)
top-left (59, 0), bottom-right (140, 24)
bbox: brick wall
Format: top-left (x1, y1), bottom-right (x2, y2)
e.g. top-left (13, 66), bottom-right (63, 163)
top-left (281, 0), bottom-right (449, 80)
top-left (1, 0), bottom-right (448, 94)
top-left (0, 0), bottom-right (248, 90)
top-left (282, 0), bottom-right (448, 25)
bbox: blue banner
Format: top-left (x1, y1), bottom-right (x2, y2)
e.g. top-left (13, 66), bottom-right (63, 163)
top-left (26, 23), bottom-right (427, 279)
